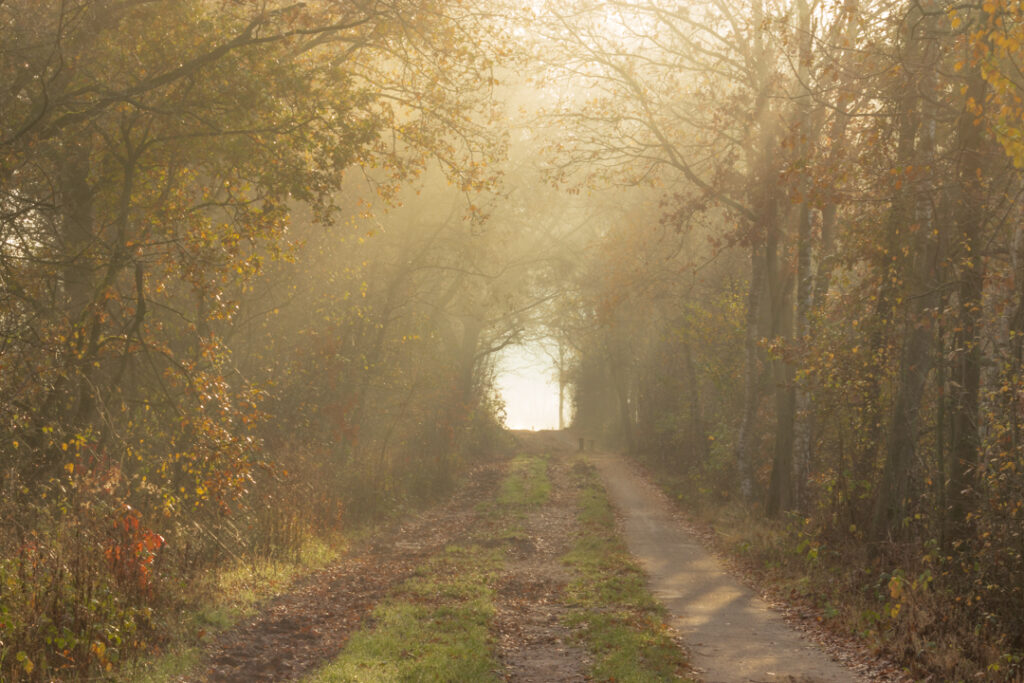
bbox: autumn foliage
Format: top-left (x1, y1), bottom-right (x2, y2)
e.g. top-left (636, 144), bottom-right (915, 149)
top-left (542, 0), bottom-right (1024, 676)
top-left (0, 0), bottom-right (511, 678)
top-left (5, 0), bottom-right (1024, 679)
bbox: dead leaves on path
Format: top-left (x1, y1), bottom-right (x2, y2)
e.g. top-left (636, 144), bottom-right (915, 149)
top-left (187, 465), bottom-right (501, 682)
top-left (491, 461), bottom-right (590, 683)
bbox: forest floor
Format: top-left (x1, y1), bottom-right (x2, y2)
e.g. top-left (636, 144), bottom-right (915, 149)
top-left (158, 431), bottom-right (904, 682)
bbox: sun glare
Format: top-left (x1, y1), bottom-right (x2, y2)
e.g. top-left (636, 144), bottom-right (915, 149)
top-left (496, 346), bottom-right (563, 431)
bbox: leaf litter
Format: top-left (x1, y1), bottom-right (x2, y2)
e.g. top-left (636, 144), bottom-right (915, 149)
top-left (177, 463), bottom-right (502, 682)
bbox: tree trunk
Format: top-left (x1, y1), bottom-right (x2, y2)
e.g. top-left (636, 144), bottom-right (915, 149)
top-left (735, 243), bottom-right (764, 502)
top-left (792, 0), bottom-right (814, 509)
top-left (853, 12), bottom-right (924, 527)
top-left (873, 302), bottom-right (938, 534)
top-left (873, 5), bottom-right (941, 537)
top-left (60, 142), bottom-right (96, 316)
top-left (765, 195), bottom-right (795, 518)
top-left (793, 202), bottom-right (813, 509)
top-left (683, 340), bottom-right (709, 461)
top-left (947, 63), bottom-right (987, 539)
top-left (610, 355), bottom-right (635, 453)
top-left (558, 341), bottom-right (566, 430)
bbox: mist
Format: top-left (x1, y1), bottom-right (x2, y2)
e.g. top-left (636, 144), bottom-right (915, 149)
top-left (1, 0), bottom-right (1022, 679)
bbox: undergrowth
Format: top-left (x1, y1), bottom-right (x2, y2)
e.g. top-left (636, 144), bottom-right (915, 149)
top-left (0, 435), bottom-right (505, 681)
top-left (124, 534), bottom-right (342, 681)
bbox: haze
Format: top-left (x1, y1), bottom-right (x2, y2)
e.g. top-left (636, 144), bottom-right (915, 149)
top-left (1, 0), bottom-right (1022, 679)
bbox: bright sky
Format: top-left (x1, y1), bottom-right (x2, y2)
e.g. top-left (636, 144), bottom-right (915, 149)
top-left (495, 345), bottom-right (563, 431)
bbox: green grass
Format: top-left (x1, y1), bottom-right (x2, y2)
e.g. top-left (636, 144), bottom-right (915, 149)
top-left (135, 455), bottom-right (692, 682)
top-left (305, 455), bottom-right (557, 683)
top-left (498, 454), bottom-right (552, 510)
top-left (306, 544), bottom-right (502, 682)
top-left (306, 454), bottom-right (556, 682)
top-left (563, 460), bottom-right (692, 682)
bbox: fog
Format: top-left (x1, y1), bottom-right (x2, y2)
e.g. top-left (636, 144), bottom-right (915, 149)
top-left (495, 345), bottom-right (564, 430)
top-left (2, 0), bottom-right (1023, 677)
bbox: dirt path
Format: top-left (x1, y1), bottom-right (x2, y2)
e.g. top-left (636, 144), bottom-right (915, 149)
top-left (588, 449), bottom-right (866, 683)
top-left (180, 438), bottom-right (592, 682)
top-left (181, 463), bottom-right (502, 682)
top-left (492, 455), bottom-right (589, 682)
top-left (175, 430), bottom-right (889, 682)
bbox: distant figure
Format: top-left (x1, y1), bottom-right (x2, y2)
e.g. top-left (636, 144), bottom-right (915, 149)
top-left (578, 437), bottom-right (585, 452)
top-left (589, 439), bottom-right (595, 451)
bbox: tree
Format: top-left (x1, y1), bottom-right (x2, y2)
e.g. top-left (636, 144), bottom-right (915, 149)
top-left (0, 0), bottom-right (511, 675)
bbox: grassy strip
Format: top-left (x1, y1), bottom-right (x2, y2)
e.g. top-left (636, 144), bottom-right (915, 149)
top-left (123, 534), bottom-right (342, 681)
top-left (563, 460), bottom-right (692, 682)
top-left (498, 453), bottom-right (552, 510)
top-left (127, 464), bottom-right (509, 681)
top-left (306, 454), bottom-right (552, 682)
top-left (306, 544), bottom-right (502, 682)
